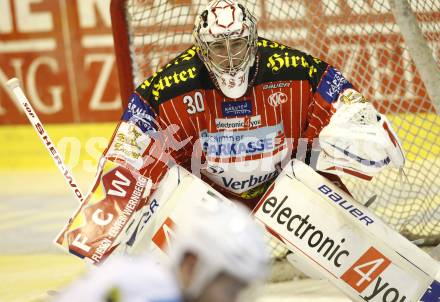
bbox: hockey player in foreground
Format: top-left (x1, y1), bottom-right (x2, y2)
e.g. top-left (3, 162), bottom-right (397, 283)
top-left (54, 201), bottom-right (269, 302)
top-left (54, 0), bottom-right (440, 301)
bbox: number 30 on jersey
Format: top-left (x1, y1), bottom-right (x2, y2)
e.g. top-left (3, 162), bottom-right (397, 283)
top-left (183, 92), bottom-right (204, 114)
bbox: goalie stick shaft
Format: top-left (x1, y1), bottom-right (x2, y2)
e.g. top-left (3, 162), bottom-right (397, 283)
top-left (6, 78), bottom-right (84, 203)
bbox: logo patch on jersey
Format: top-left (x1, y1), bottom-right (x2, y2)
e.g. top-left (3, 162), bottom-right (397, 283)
top-left (268, 92), bottom-right (288, 107)
top-left (207, 165), bottom-right (225, 174)
top-left (200, 123), bottom-right (285, 158)
top-left (317, 66), bottom-right (353, 103)
top-left (222, 170), bottom-right (279, 191)
top-left (107, 122), bottom-right (152, 169)
top-left (215, 115), bottom-right (261, 129)
top-left (263, 82), bottom-right (291, 90)
top-left (221, 100), bottom-right (252, 117)
top-left (122, 93), bottom-right (157, 133)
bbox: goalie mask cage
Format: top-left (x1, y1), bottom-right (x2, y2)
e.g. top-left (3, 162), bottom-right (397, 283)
top-left (110, 0), bottom-right (440, 253)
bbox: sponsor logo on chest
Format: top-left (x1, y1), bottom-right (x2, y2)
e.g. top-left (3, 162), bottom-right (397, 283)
top-left (215, 115), bottom-right (261, 130)
top-left (206, 165), bottom-right (225, 174)
top-left (200, 123), bottom-right (285, 158)
top-left (268, 91), bottom-right (288, 107)
top-left (221, 100), bottom-right (252, 117)
top-left (222, 170), bottom-right (279, 191)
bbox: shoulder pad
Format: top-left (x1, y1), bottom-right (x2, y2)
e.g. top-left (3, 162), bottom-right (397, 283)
top-left (135, 46), bottom-right (213, 112)
top-left (255, 37), bottom-right (328, 86)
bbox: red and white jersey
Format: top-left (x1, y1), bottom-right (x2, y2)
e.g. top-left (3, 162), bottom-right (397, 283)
top-left (104, 37), bottom-right (355, 208)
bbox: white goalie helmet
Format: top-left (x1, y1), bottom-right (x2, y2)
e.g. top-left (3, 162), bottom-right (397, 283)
top-left (193, 0), bottom-right (258, 99)
top-left (169, 199), bottom-right (269, 299)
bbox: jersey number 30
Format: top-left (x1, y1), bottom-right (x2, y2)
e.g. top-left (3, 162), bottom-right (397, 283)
top-left (183, 92), bottom-right (204, 114)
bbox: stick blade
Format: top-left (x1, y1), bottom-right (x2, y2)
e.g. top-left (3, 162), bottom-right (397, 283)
top-left (6, 78), bottom-right (21, 90)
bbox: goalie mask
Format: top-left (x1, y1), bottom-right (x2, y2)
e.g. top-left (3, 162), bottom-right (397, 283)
top-left (193, 0), bottom-right (258, 99)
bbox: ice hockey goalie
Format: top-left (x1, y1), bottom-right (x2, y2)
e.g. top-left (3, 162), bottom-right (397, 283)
top-left (55, 0), bottom-right (404, 263)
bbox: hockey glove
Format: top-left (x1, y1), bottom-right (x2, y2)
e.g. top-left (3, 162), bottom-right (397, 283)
top-left (316, 96), bottom-right (405, 180)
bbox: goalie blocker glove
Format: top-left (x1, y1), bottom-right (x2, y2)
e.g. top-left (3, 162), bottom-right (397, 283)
top-left (316, 88), bottom-right (405, 180)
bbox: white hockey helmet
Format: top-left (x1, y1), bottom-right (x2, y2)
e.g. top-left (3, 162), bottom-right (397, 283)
top-left (54, 255), bottom-right (181, 302)
top-left (169, 199), bottom-right (269, 298)
top-left (193, 0), bottom-right (258, 99)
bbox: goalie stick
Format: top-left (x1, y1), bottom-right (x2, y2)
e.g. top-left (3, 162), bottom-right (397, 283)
top-left (5, 78), bottom-right (191, 264)
top-left (5, 78), bottom-right (84, 203)
top-left (5, 78), bottom-right (158, 262)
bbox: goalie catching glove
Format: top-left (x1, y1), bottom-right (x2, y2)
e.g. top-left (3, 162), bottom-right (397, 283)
top-left (317, 89), bottom-right (405, 180)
